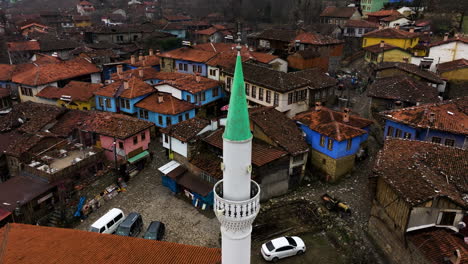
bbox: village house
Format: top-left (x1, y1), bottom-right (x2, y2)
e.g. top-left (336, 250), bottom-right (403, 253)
top-left (319, 6), bottom-right (361, 27)
top-left (194, 27), bottom-right (224, 44)
top-left (223, 63), bottom-right (338, 117)
top-left (364, 41), bottom-right (413, 64)
top-left (35, 81), bottom-right (103, 110)
top-left (379, 14), bottom-right (411, 28)
top-left (253, 28), bottom-right (298, 53)
top-left (19, 22), bottom-right (48, 37)
top-left (162, 14), bottom-right (192, 24)
top-left (362, 27), bottom-right (419, 50)
top-left (0, 223), bottom-right (221, 263)
top-left (380, 98), bottom-right (468, 149)
top-left (122, 49), bottom-right (160, 71)
top-left (159, 46), bottom-right (216, 77)
top-left (76, 1), bottom-right (95, 16)
top-left (84, 24), bottom-right (174, 45)
top-left (421, 35), bottom-right (468, 72)
top-left (12, 57), bottom-right (101, 103)
top-left (101, 14), bottom-right (126, 26)
top-left (436, 59), bottom-right (468, 99)
top-left (34, 37), bottom-right (81, 60)
top-left (365, 9), bottom-right (401, 23)
top-left (368, 76), bottom-right (440, 112)
top-left (369, 138), bottom-right (467, 264)
top-left (294, 105), bottom-right (373, 182)
top-left (343, 19), bottom-right (379, 38)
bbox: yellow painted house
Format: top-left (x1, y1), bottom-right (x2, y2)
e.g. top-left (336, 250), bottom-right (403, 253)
top-left (437, 59), bottom-right (468, 81)
top-left (36, 81), bottom-right (103, 110)
top-left (363, 28), bottom-right (419, 50)
top-left (364, 42), bottom-right (412, 64)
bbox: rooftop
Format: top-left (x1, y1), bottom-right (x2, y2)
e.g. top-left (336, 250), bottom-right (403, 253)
top-left (111, 67), bottom-right (161, 81)
top-left (429, 36), bottom-right (468, 47)
top-left (123, 55), bottom-right (160, 67)
top-left (293, 32), bottom-right (343, 45)
top-left (156, 74), bottom-right (219, 94)
top-left (256, 29), bottom-right (298, 42)
top-left (374, 138), bottom-right (467, 207)
top-left (0, 64), bottom-right (15, 81)
top-left (366, 9), bottom-right (401, 17)
top-left (7, 41), bottom-right (41, 52)
top-left (135, 93), bottom-right (196, 115)
top-left (437, 59), bottom-right (468, 74)
top-left (36, 81), bottom-right (103, 102)
top-left (94, 77), bottom-right (154, 99)
top-left (0, 223), bottom-right (221, 264)
top-left (376, 62), bottom-right (443, 84)
top-left (294, 107), bottom-right (372, 141)
top-left (363, 43), bottom-right (408, 53)
top-left (344, 19), bottom-right (379, 28)
top-left (160, 117), bottom-right (210, 142)
top-left (380, 97), bottom-right (468, 136)
top-left (159, 47), bottom-right (216, 63)
top-left (0, 176), bottom-right (54, 212)
top-left (320, 6), bottom-right (359, 18)
top-left (363, 27), bottom-right (419, 39)
top-left (368, 76), bottom-right (440, 104)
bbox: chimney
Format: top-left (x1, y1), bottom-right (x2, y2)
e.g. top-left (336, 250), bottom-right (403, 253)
top-left (380, 40), bottom-right (385, 48)
top-left (409, 27), bottom-right (415, 33)
top-left (315, 101), bottom-right (322, 111)
top-left (444, 33), bottom-right (449, 41)
top-left (139, 68), bottom-right (144, 78)
top-left (117, 65), bottom-right (123, 75)
top-left (394, 100), bottom-right (402, 109)
top-left (149, 48), bottom-right (154, 56)
top-left (195, 72), bottom-right (201, 83)
top-left (156, 49), bottom-right (160, 55)
top-left (395, 24), bottom-right (400, 30)
top-left (403, 57), bottom-right (409, 63)
top-left (139, 53), bottom-right (144, 61)
top-left (378, 24), bottom-right (384, 30)
top-left (429, 112), bottom-right (435, 124)
top-left (449, 249), bottom-right (461, 264)
top-left (343, 108), bottom-right (350, 123)
top-left (157, 94), bottom-right (164, 103)
top-left (123, 80), bottom-right (129, 89)
top-left (131, 55), bottom-right (136, 64)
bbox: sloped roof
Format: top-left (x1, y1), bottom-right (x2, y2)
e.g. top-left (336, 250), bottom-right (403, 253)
top-left (374, 138), bottom-right (467, 207)
top-left (111, 67), bottom-right (161, 81)
top-left (376, 62), bottom-right (443, 84)
top-left (366, 9), bottom-right (401, 17)
top-left (363, 27), bottom-right (419, 39)
top-left (437, 59), bottom-right (468, 74)
top-left (156, 75), bottom-right (219, 94)
top-left (0, 223), bottom-right (221, 264)
top-left (249, 107), bottom-right (309, 155)
top-left (380, 97), bottom-right (468, 135)
top-left (194, 43), bottom-right (279, 65)
top-left (123, 55), bottom-right (160, 67)
top-left (363, 43), bottom-right (409, 53)
top-left (159, 47), bottom-right (217, 63)
top-left (294, 107), bottom-right (372, 141)
top-left (256, 29), bottom-right (297, 42)
top-left (368, 76), bottom-right (440, 104)
top-left (7, 41), bottom-right (41, 52)
top-left (344, 19), bottom-right (379, 28)
top-left (196, 27), bottom-right (218, 36)
top-left (429, 36), bottom-right (468, 47)
top-left (0, 176), bottom-right (54, 212)
top-left (36, 81), bottom-right (102, 102)
top-left (160, 117), bottom-right (210, 142)
top-left (293, 32), bottom-right (343, 45)
top-left (320, 6), bottom-right (358, 18)
top-left (0, 64), bottom-right (16, 81)
top-left (135, 93), bottom-right (196, 115)
top-left (95, 77), bottom-right (154, 99)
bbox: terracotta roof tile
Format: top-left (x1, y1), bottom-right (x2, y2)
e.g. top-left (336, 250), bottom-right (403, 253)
top-left (344, 20), bottom-right (379, 28)
top-left (407, 228), bottom-right (468, 264)
top-left (429, 36), bottom-right (468, 47)
top-left (379, 14), bottom-right (404, 22)
top-left (363, 27), bottom-right (419, 39)
top-left (380, 97), bottom-right (468, 135)
top-left (196, 27), bottom-right (218, 36)
top-left (293, 107), bottom-right (372, 141)
top-left (376, 62), bottom-right (443, 84)
top-left (202, 129), bottom-right (288, 167)
top-left (0, 176), bottom-right (54, 212)
top-left (437, 59), bottom-right (468, 74)
top-left (320, 6), bottom-right (358, 18)
top-left (250, 107), bottom-right (309, 155)
top-left (135, 93), bottom-right (196, 115)
top-left (374, 138), bottom-right (467, 207)
top-left (12, 58), bottom-right (100, 86)
top-left (293, 32), bottom-right (343, 45)
top-left (111, 67), bottom-right (161, 81)
top-left (78, 1), bottom-right (94, 6)
top-left (95, 77), bottom-right (154, 99)
top-left (189, 153), bottom-right (223, 179)
top-left (256, 29), bottom-right (297, 42)
top-left (7, 41), bottom-right (41, 52)
top-left (368, 76), bottom-right (440, 104)
top-left (49, 110), bottom-right (92, 137)
top-left (0, 223), bottom-right (221, 264)
top-left (156, 75), bottom-right (219, 94)
top-left (164, 14), bottom-right (191, 21)
top-left (159, 47), bottom-right (216, 63)
top-left (123, 55), bottom-right (160, 67)
top-left (160, 117), bottom-right (210, 141)
top-left (0, 64), bottom-right (16, 81)
top-left (36, 81), bottom-right (102, 102)
top-left (366, 9), bottom-right (401, 17)
top-left (192, 43), bottom-right (278, 65)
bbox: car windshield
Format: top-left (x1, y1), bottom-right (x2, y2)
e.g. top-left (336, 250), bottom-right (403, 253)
top-left (144, 232), bottom-right (156, 239)
top-left (89, 227), bottom-right (100, 233)
top-left (116, 227), bottom-right (129, 236)
top-left (265, 241), bottom-right (275, 251)
top-left (286, 237), bottom-right (297, 247)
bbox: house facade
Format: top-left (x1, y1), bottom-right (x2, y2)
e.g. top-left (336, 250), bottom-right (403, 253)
top-left (363, 27), bottom-right (419, 50)
top-left (426, 36), bottom-right (468, 72)
top-left (343, 20), bottom-right (379, 38)
top-left (35, 81), bottom-right (102, 110)
top-left (437, 59), bottom-right (468, 99)
top-left (364, 42), bottom-right (413, 63)
top-left (319, 7), bottom-right (361, 27)
top-left (360, 0), bottom-right (389, 14)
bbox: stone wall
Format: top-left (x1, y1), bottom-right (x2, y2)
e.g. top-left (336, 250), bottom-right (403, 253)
top-left (309, 149), bottom-right (355, 182)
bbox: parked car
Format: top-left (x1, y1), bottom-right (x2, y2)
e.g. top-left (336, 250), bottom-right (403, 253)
top-left (261, 236), bottom-right (306, 262)
top-left (115, 212), bottom-right (143, 237)
top-left (143, 221), bottom-right (165, 240)
top-left (89, 208), bottom-right (125, 234)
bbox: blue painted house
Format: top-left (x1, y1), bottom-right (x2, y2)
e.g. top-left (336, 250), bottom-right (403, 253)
top-left (135, 92), bottom-right (196, 128)
top-left (381, 98), bottom-right (467, 148)
top-left (294, 106), bottom-right (373, 182)
top-left (159, 47), bottom-right (216, 77)
top-left (94, 77), bottom-right (155, 113)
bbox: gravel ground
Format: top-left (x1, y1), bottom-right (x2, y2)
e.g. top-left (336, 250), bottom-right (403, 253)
top-left (76, 143), bottom-right (220, 248)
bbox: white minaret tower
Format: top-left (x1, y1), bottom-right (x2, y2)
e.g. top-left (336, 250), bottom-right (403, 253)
top-left (213, 28), bottom-right (260, 264)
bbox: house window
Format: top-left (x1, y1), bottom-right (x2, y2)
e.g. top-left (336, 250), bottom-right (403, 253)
top-left (197, 65), bottom-right (202, 73)
top-left (118, 142), bottom-right (124, 149)
top-left (259, 88), bottom-right (264, 101)
top-left (158, 115), bottom-right (163, 125)
top-left (327, 139), bottom-right (333, 150)
top-left (251, 86), bottom-right (256, 98)
top-left (105, 98), bottom-right (111, 108)
top-left (139, 109), bottom-right (149, 119)
top-left (245, 84), bottom-right (249, 96)
top-left (98, 97), bottom-right (104, 108)
top-left (226, 77), bottom-right (232, 90)
top-left (445, 139), bottom-right (455, 146)
top-left (432, 137), bottom-right (441, 144)
top-left (116, 35), bottom-right (124, 42)
top-left (346, 139), bottom-right (352, 150)
top-left (185, 95), bottom-right (191, 102)
top-left (133, 136), bottom-right (138, 145)
top-left (266, 90), bottom-right (271, 103)
top-left (185, 113), bottom-right (189, 120)
top-left (141, 132), bottom-right (146, 141)
top-left (403, 132), bottom-right (412, 139)
top-left (192, 65), bottom-right (196, 72)
top-left (178, 63), bottom-right (183, 71)
top-left (358, 28), bottom-right (363, 34)
top-left (438, 211), bottom-right (456, 226)
top-left (288, 93), bottom-right (293, 105)
top-left (164, 134), bottom-right (169, 143)
top-left (395, 129), bottom-right (402, 138)
top-left (183, 64), bottom-right (187, 71)
top-left (166, 117), bottom-right (171, 126)
top-left (320, 135), bottom-right (325, 147)
top-left (178, 115), bottom-right (183, 122)
top-left (386, 126), bottom-right (394, 137)
top-left (212, 87), bottom-right (219, 97)
top-left (21, 87), bottom-right (33, 96)
top-left (120, 98), bottom-right (130, 109)
top-left (274, 93), bottom-right (279, 106)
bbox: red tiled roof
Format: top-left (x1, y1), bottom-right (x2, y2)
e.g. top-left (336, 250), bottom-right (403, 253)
top-left (123, 55), bottom-right (160, 67)
top-left (202, 129), bottom-right (288, 167)
top-left (380, 97), bottom-right (468, 135)
top-left (157, 75), bottom-right (219, 94)
top-left (363, 27), bottom-right (419, 39)
top-left (293, 32), bottom-right (343, 45)
top-left (36, 81), bottom-right (102, 102)
top-left (429, 36), bottom-right (468, 47)
top-left (320, 6), bottom-right (358, 18)
top-left (190, 153), bottom-right (223, 179)
top-left (34, 53), bottom-right (62, 64)
top-left (7, 41), bottom-right (40, 52)
top-left (196, 27), bottom-right (218, 36)
top-left (160, 47), bottom-right (217, 63)
top-left (437, 59), bottom-right (468, 74)
top-left (368, 76), bottom-right (440, 104)
top-left (0, 223), bottom-right (221, 264)
top-left (374, 138), bottom-right (467, 207)
top-left (160, 117), bottom-right (210, 141)
top-left (363, 43), bottom-right (408, 53)
top-left (293, 107), bottom-right (372, 141)
top-left (95, 77), bottom-right (154, 99)
top-left (12, 58), bottom-right (100, 86)
top-left (344, 19), bottom-right (379, 28)
top-left (379, 14), bottom-right (404, 22)
top-left (194, 43), bottom-right (278, 66)
top-left (407, 228), bottom-right (468, 264)
top-left (376, 62), bottom-right (443, 84)
top-left (0, 64), bottom-right (15, 81)
top-left (19, 22), bottom-right (48, 30)
top-left (111, 67), bottom-right (161, 81)
top-left (366, 9), bottom-right (401, 17)
top-left (135, 93), bottom-right (196, 115)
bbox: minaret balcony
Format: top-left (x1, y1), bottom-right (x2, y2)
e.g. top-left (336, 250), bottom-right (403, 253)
top-left (214, 180), bottom-right (260, 232)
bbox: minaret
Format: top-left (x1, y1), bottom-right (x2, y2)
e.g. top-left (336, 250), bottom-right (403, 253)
top-left (214, 27), bottom-right (260, 264)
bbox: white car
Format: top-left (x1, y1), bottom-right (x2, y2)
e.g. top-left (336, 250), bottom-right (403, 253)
top-left (261, 236), bottom-right (306, 262)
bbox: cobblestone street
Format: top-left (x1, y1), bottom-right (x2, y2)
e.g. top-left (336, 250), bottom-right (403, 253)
top-left (76, 143), bottom-right (220, 248)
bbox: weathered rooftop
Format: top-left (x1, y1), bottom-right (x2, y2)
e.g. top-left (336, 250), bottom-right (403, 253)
top-left (437, 59), bottom-right (468, 74)
top-left (36, 81), bottom-right (103, 102)
top-left (160, 117), bottom-right (210, 142)
top-left (135, 92), bottom-right (196, 115)
top-left (368, 76), bottom-right (440, 104)
top-left (376, 62), bottom-right (443, 84)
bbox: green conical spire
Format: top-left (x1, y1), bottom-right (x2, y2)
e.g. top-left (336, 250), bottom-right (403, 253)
top-left (223, 53), bottom-right (252, 141)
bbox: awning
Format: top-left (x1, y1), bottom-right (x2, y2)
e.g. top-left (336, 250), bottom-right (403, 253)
top-left (128, 150), bottom-right (150, 164)
top-left (158, 160), bottom-right (181, 174)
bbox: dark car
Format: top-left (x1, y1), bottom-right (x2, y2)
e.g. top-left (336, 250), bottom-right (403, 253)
top-left (115, 212), bottom-right (143, 237)
top-left (143, 221), bottom-right (165, 240)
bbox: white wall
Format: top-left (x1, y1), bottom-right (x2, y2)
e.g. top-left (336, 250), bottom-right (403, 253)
top-left (207, 66), bottom-right (220, 81)
top-left (428, 42), bottom-right (468, 72)
top-left (156, 84), bottom-right (182, 99)
top-left (389, 18), bottom-right (411, 28)
top-left (162, 134), bottom-right (188, 157)
top-left (269, 58), bottom-right (288, 73)
top-left (91, 73), bottom-right (102, 84)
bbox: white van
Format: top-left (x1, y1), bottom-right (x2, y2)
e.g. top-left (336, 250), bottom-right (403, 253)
top-left (89, 208), bottom-right (125, 234)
